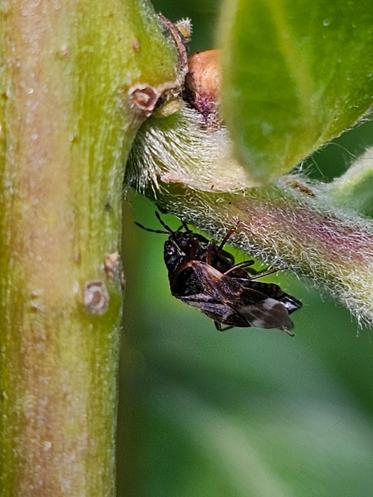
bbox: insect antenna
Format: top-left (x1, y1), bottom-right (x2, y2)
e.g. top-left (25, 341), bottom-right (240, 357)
top-left (155, 211), bottom-right (174, 233)
top-left (135, 211), bottom-right (176, 235)
top-left (177, 220), bottom-right (191, 233)
top-left (134, 222), bottom-right (169, 235)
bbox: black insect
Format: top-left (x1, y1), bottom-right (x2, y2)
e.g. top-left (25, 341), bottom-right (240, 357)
top-left (136, 213), bottom-right (302, 335)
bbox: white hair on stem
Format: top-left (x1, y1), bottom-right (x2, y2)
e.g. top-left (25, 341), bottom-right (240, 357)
top-left (127, 104), bottom-right (373, 328)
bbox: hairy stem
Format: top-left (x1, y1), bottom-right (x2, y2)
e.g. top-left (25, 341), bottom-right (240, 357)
top-left (0, 1), bottom-right (178, 496)
top-left (153, 179), bottom-right (373, 327)
top-left (128, 101), bottom-right (373, 328)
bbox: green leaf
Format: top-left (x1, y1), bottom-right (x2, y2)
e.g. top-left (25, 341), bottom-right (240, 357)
top-left (219, 0), bottom-right (373, 183)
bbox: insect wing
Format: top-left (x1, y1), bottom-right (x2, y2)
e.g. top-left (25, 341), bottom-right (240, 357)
top-left (171, 261), bottom-right (295, 332)
top-left (180, 293), bottom-right (249, 327)
top-left (237, 279), bottom-right (302, 314)
top-left (237, 298), bottom-right (295, 332)
top-left (176, 261), bottom-right (226, 298)
top-left (169, 265), bottom-right (205, 297)
top-left (223, 278), bottom-right (297, 331)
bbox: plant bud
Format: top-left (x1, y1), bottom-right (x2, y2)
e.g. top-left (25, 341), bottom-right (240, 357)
top-left (185, 49), bottom-right (222, 128)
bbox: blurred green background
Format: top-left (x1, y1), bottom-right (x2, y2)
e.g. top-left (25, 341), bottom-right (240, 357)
top-left (118, 2), bottom-right (373, 496)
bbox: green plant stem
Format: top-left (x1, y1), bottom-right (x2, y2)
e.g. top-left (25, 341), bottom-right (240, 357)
top-left (0, 1), bottom-right (177, 496)
top-left (153, 180), bottom-right (373, 327)
top-left (326, 147), bottom-right (373, 218)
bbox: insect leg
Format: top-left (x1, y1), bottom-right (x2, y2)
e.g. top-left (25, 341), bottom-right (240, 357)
top-left (214, 321), bottom-right (234, 332)
top-left (205, 241), bottom-right (215, 265)
top-left (218, 221), bottom-right (241, 249)
top-left (223, 260), bottom-right (255, 276)
top-left (250, 267), bottom-right (279, 280)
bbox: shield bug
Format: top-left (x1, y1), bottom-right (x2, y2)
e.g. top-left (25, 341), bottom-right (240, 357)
top-left (136, 213), bottom-right (302, 334)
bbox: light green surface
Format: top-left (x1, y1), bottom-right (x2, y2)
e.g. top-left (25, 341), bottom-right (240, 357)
top-left (219, 0), bottom-right (373, 183)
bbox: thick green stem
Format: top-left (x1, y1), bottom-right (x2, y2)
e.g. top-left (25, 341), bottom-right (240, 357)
top-left (0, 1), bottom-right (177, 496)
